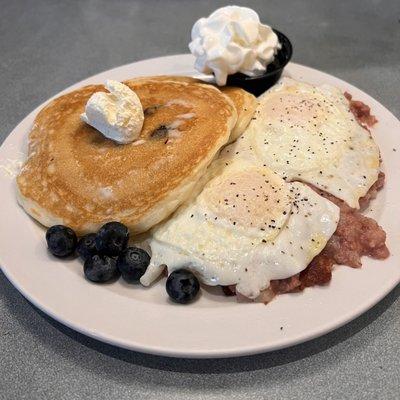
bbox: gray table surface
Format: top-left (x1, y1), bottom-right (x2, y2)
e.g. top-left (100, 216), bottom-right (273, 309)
top-left (1, 0), bottom-right (399, 399)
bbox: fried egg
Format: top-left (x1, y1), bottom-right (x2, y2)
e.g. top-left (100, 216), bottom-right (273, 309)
top-left (225, 78), bottom-right (380, 208)
top-left (141, 159), bottom-right (339, 299)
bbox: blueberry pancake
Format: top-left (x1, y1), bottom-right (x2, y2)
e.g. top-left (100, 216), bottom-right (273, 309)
top-left (16, 79), bottom-right (237, 235)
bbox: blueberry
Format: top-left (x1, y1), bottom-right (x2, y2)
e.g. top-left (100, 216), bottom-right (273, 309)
top-left (166, 269), bottom-right (200, 304)
top-left (95, 221), bottom-right (129, 256)
top-left (117, 247), bottom-right (151, 283)
top-left (84, 254), bottom-right (118, 283)
top-left (76, 233), bottom-right (97, 261)
top-left (46, 225), bottom-right (77, 257)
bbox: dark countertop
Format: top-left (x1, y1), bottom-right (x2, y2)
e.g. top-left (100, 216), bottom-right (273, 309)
top-left (1, 1), bottom-right (399, 399)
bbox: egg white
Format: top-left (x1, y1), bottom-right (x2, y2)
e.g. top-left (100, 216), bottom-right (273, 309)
top-left (142, 159), bottom-right (339, 299)
top-left (224, 78), bottom-right (380, 208)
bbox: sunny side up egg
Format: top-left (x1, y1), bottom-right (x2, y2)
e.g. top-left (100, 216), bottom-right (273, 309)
top-left (227, 78), bottom-right (380, 209)
top-left (141, 159), bottom-right (339, 299)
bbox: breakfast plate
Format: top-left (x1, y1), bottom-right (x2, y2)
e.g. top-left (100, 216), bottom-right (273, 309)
top-left (1, 54), bottom-right (399, 358)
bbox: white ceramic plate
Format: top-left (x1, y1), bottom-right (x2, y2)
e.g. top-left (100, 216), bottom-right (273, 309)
top-left (1, 54), bottom-right (399, 358)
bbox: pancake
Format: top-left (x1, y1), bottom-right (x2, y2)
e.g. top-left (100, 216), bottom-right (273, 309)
top-left (17, 79), bottom-right (237, 235)
top-left (130, 75), bottom-right (257, 142)
top-left (219, 86), bottom-right (257, 142)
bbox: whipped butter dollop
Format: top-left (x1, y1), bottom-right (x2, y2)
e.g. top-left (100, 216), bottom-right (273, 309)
top-left (189, 6), bottom-right (281, 86)
top-left (81, 80), bottom-right (144, 144)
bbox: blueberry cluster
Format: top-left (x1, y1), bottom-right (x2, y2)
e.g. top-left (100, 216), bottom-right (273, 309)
top-left (45, 223), bottom-right (200, 304)
top-left (46, 222), bottom-right (150, 284)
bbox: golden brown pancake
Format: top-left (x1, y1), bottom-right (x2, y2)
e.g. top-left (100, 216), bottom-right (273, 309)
top-left (219, 86), bottom-right (257, 142)
top-left (130, 75), bottom-right (257, 142)
top-left (17, 79), bottom-right (237, 234)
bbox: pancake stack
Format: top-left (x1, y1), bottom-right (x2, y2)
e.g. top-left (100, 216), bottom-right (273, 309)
top-left (16, 77), bottom-right (256, 235)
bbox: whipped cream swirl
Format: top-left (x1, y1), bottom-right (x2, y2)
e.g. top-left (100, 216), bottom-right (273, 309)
top-left (189, 6), bottom-right (281, 86)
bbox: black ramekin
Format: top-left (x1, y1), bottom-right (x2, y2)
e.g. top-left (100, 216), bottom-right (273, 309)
top-left (226, 29), bottom-right (293, 97)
